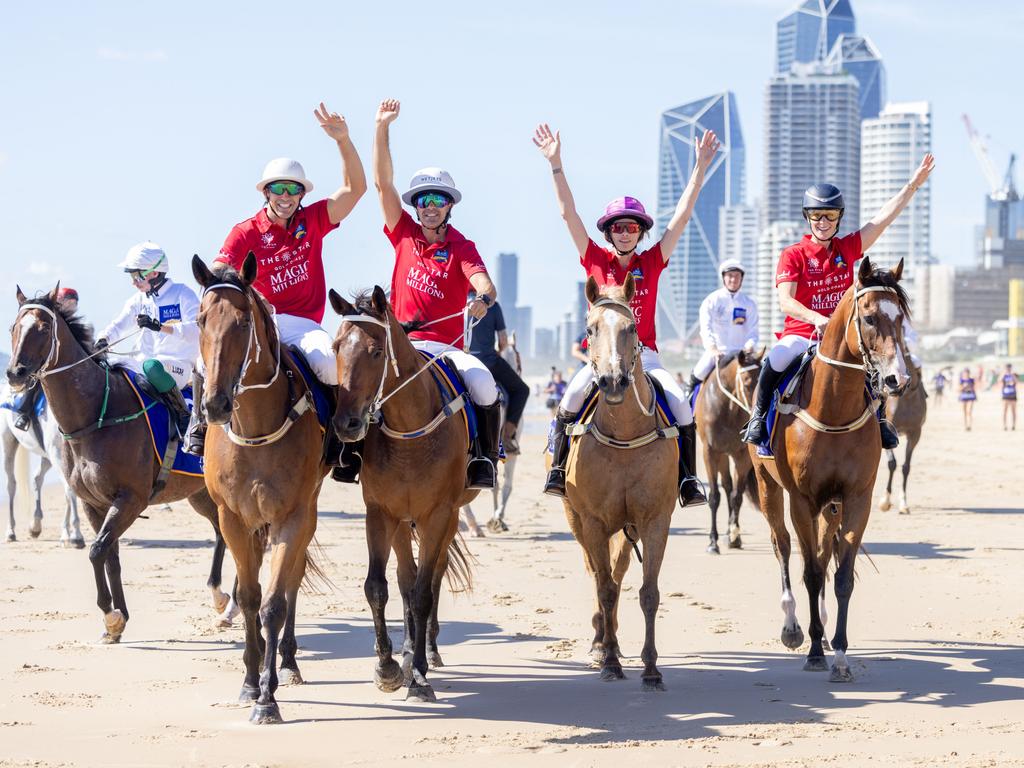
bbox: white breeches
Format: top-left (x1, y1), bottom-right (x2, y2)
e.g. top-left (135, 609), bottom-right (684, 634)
top-left (413, 340), bottom-right (498, 406)
top-left (275, 313), bottom-right (337, 386)
top-left (767, 335), bottom-right (812, 373)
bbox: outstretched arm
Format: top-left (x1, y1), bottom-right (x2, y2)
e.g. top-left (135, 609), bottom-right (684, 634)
top-left (860, 154), bottom-right (935, 251)
top-left (315, 102), bottom-right (367, 225)
top-left (373, 98), bottom-right (404, 231)
top-left (533, 123), bottom-right (589, 257)
top-left (659, 129), bottom-right (720, 262)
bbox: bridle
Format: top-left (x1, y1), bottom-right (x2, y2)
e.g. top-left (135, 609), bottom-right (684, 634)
top-left (711, 356), bottom-right (760, 414)
top-left (200, 283), bottom-right (282, 396)
top-left (588, 297), bottom-right (654, 417)
top-left (815, 285), bottom-right (902, 387)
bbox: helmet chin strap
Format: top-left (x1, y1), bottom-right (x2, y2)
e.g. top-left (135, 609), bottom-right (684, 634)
top-left (613, 245), bottom-right (636, 258)
top-left (145, 274), bottom-right (168, 298)
top-left (416, 210), bottom-right (451, 234)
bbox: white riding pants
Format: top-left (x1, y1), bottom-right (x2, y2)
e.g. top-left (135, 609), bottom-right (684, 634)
top-left (275, 313), bottom-right (337, 386)
top-left (767, 334), bottom-right (812, 373)
top-left (559, 347), bottom-right (693, 426)
top-left (413, 340), bottom-right (498, 406)
top-left (125, 356), bottom-right (193, 391)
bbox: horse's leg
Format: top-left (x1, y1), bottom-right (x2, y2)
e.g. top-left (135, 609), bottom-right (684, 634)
top-left (187, 489), bottom-right (231, 615)
top-left (830, 493), bottom-right (871, 683)
top-left (364, 506), bottom-right (402, 692)
top-left (405, 510), bottom-right (450, 702)
top-left (728, 453), bottom-right (752, 549)
top-left (879, 449), bottom-right (896, 511)
top-left (638, 512), bottom-right (670, 691)
top-left (3, 431), bottom-right (16, 542)
top-left (497, 454), bottom-right (516, 528)
top-left (705, 448), bottom-right (722, 554)
top-left (583, 520), bottom-right (624, 681)
top-left (30, 455), bottom-right (48, 538)
top-left (392, 522), bottom-right (417, 681)
top-left (277, 519), bottom-right (310, 687)
top-left (460, 505), bottom-right (484, 538)
top-left (599, 530), bottom-right (632, 666)
top-left (790, 495), bottom-right (829, 672)
top-left (427, 526), bottom-right (457, 669)
top-left (219, 510), bottom-right (264, 704)
top-left (754, 465), bottom-right (802, 648)
top-left (87, 497), bottom-right (144, 643)
top-left (899, 433), bottom-right (919, 514)
top-left (720, 457), bottom-right (739, 549)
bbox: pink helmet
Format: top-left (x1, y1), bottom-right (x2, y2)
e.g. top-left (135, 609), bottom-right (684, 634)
top-left (596, 196), bottom-right (654, 231)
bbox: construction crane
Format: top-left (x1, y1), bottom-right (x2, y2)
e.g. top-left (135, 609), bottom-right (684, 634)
top-left (962, 113), bottom-right (1001, 196)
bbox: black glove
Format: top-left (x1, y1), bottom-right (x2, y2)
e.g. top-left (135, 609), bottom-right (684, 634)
top-left (95, 338), bottom-right (109, 350)
top-left (137, 314), bottom-right (162, 332)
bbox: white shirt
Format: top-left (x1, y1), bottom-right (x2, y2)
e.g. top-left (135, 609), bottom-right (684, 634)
top-left (698, 287), bottom-right (759, 352)
top-left (99, 279), bottom-right (200, 366)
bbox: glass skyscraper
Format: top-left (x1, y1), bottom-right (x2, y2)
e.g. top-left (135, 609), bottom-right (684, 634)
top-left (656, 92), bottom-right (745, 342)
top-left (825, 34), bottom-right (885, 119)
top-left (775, 0), bottom-right (855, 75)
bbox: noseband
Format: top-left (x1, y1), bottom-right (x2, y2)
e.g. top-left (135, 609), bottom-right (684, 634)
top-left (587, 297), bottom-right (653, 416)
top-left (201, 283), bottom-right (282, 396)
top-left (815, 285), bottom-right (901, 384)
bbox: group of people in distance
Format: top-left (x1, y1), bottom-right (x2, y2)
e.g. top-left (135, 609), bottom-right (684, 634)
top-left (933, 364), bottom-right (1019, 431)
top-left (7, 99), bottom-right (938, 503)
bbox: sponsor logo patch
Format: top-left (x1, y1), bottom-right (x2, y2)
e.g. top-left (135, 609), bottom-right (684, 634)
top-left (431, 248), bottom-right (450, 265)
top-left (159, 304), bottom-right (182, 323)
top-left (732, 307), bottom-right (747, 325)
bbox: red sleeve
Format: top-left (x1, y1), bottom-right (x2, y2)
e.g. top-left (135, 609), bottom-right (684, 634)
top-left (838, 231), bottom-right (863, 261)
top-left (216, 224), bottom-right (248, 267)
top-left (642, 244), bottom-right (666, 278)
top-left (459, 240), bottom-right (488, 282)
top-left (775, 247), bottom-right (801, 285)
top-left (581, 238), bottom-right (607, 269)
top-left (309, 199), bottom-right (340, 235)
top-left (383, 210), bottom-right (418, 247)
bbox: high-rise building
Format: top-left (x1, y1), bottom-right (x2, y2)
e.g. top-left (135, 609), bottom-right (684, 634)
top-left (657, 92), bottom-right (746, 342)
top-left (978, 157), bottom-right (1024, 269)
top-left (756, 221), bottom-right (804, 346)
top-left (514, 305), bottom-right (533, 358)
top-left (534, 327), bottom-right (554, 360)
top-left (775, 0), bottom-right (855, 75)
top-left (860, 101), bottom-right (932, 306)
top-left (494, 251), bottom-right (519, 332)
top-left (763, 62), bottom-right (861, 233)
top-left (719, 204), bottom-right (761, 298)
top-left (824, 34), bottom-right (885, 120)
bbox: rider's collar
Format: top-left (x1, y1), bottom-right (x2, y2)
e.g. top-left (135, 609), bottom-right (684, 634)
top-left (258, 204), bottom-right (303, 234)
top-left (145, 275), bottom-right (169, 298)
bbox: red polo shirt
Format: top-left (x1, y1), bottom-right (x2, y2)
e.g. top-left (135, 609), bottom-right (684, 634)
top-left (775, 231), bottom-right (862, 339)
top-left (216, 200), bottom-right (338, 323)
top-left (386, 211), bottom-right (488, 345)
top-left (580, 239), bottom-right (666, 352)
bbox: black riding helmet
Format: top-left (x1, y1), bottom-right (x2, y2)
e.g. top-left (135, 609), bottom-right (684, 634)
top-left (802, 183), bottom-right (845, 239)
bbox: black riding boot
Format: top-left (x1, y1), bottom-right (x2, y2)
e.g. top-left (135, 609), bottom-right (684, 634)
top-left (466, 401), bottom-right (501, 490)
top-left (160, 386), bottom-right (192, 441)
top-left (11, 386), bottom-right (40, 431)
top-left (543, 408), bottom-right (576, 497)
top-left (741, 359), bottom-right (784, 445)
top-left (183, 370), bottom-right (207, 457)
top-left (331, 440), bottom-right (363, 483)
top-left (678, 422), bottom-right (707, 507)
top-left (878, 404), bottom-right (899, 449)
top-left (682, 373), bottom-right (700, 404)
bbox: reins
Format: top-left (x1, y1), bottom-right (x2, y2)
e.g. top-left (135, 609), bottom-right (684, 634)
top-left (711, 357), bottom-right (759, 415)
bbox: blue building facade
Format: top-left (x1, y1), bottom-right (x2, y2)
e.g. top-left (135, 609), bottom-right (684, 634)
top-left (775, 0), bottom-right (855, 74)
top-left (826, 34), bottom-right (885, 119)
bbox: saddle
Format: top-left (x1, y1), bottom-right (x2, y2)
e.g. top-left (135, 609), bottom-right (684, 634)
top-left (415, 350), bottom-right (478, 445)
top-left (2, 386), bottom-right (47, 446)
top-left (284, 346), bottom-right (333, 432)
top-left (121, 369), bottom-right (203, 478)
top-left (756, 347), bottom-right (816, 458)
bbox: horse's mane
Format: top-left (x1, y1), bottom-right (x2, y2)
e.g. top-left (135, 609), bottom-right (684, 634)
top-left (28, 293), bottom-right (105, 360)
top-left (351, 289), bottom-right (425, 335)
top-left (210, 263), bottom-right (276, 322)
top-left (859, 263), bottom-right (912, 320)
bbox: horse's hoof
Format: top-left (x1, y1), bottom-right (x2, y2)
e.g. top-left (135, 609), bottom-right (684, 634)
top-left (98, 631), bottom-right (121, 645)
top-left (427, 650), bottom-right (445, 669)
top-left (641, 676), bottom-right (666, 692)
top-left (29, 528), bottom-right (42, 539)
top-left (374, 659), bottom-right (404, 692)
top-left (249, 702), bottom-right (282, 724)
top-left (600, 665), bottom-right (626, 681)
top-left (406, 682), bottom-right (437, 702)
top-left (103, 610), bottom-right (126, 641)
top-left (803, 656), bottom-right (829, 672)
top-left (212, 590), bottom-right (230, 615)
top-left (5, 533), bottom-right (15, 543)
top-left (706, 542), bottom-right (720, 555)
top-left (278, 667), bottom-right (304, 686)
top-left (728, 535), bottom-right (742, 550)
top-left (72, 538), bottom-right (86, 550)
top-left (878, 499), bottom-right (891, 512)
top-left (898, 507), bottom-right (910, 515)
top-left (781, 626), bottom-right (804, 649)
top-left (401, 653), bottom-right (414, 684)
top-left (486, 518), bottom-right (508, 534)
top-left (238, 684), bottom-right (259, 703)
top-left (829, 664), bottom-right (854, 683)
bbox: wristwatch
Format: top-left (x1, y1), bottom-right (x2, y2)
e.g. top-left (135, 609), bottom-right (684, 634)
top-left (478, 294), bottom-right (493, 307)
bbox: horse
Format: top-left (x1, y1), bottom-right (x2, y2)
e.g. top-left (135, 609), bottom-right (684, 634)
top-left (2, 382), bottom-right (84, 547)
top-left (878, 361), bottom-right (927, 515)
top-left (329, 285), bottom-right (475, 703)
top-left (6, 286), bottom-right (230, 643)
top-left (558, 275), bottom-right (677, 691)
top-left (748, 256), bottom-right (911, 683)
top-left (692, 348), bottom-right (763, 554)
top-left (461, 331), bottom-right (524, 536)
top-left (191, 254), bottom-right (328, 725)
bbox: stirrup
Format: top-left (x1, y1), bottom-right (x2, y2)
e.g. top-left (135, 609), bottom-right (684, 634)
top-left (679, 476), bottom-right (707, 507)
top-left (183, 423), bottom-right (207, 457)
top-left (466, 457), bottom-right (496, 490)
top-left (741, 417), bottom-right (766, 445)
top-left (543, 469), bottom-right (567, 498)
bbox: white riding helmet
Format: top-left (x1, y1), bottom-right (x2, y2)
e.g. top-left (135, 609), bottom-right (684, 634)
top-left (401, 167), bottom-right (462, 205)
top-left (719, 258), bottom-right (746, 276)
top-left (119, 241), bottom-right (168, 273)
top-left (256, 158), bottom-right (314, 195)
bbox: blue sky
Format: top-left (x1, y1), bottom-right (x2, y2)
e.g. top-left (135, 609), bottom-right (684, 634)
top-left (1, 0), bottom-right (1020, 339)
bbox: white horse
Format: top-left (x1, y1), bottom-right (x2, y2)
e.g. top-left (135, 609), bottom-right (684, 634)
top-left (461, 333), bottom-right (524, 536)
top-left (2, 383), bottom-right (84, 548)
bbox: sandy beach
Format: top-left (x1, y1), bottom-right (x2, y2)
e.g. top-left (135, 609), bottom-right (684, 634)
top-left (1, 389), bottom-right (1022, 767)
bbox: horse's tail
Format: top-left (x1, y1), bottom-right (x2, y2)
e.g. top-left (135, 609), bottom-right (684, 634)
top-left (13, 443), bottom-right (33, 523)
top-left (443, 532), bottom-right (475, 594)
top-left (301, 535), bottom-right (334, 594)
top-left (742, 466), bottom-right (760, 512)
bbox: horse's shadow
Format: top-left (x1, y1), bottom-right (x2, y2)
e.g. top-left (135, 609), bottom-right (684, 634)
top-left (523, 525), bottom-right (702, 543)
top-left (939, 506), bottom-right (1024, 516)
top-left (862, 542), bottom-right (972, 559)
top-left (121, 538), bottom-right (218, 550)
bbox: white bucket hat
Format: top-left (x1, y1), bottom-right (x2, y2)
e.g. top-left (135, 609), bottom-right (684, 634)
top-left (719, 258), bottom-right (746, 276)
top-left (257, 158), bottom-right (314, 195)
top-left (401, 167), bottom-right (462, 205)
top-left (119, 241), bottom-right (168, 272)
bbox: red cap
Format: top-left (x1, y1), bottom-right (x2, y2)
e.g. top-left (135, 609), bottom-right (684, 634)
top-left (57, 287), bottom-right (79, 301)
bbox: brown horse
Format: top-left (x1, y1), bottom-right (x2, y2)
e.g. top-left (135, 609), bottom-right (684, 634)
top-left (749, 257), bottom-right (911, 683)
top-left (6, 286), bottom-right (228, 643)
top-left (693, 348), bottom-right (763, 554)
top-left (559, 275), bottom-right (677, 690)
top-left (329, 286), bottom-right (474, 703)
top-left (879, 362), bottom-right (927, 515)
top-left (192, 255), bottom-right (326, 725)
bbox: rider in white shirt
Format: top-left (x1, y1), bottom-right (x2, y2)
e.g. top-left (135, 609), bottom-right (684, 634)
top-left (684, 259), bottom-right (759, 400)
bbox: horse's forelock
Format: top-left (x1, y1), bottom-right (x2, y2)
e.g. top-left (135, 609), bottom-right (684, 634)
top-left (25, 293), bottom-right (101, 356)
top-left (858, 265), bottom-right (912, 320)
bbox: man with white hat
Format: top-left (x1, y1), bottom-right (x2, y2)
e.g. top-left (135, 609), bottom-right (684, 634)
top-left (683, 259), bottom-right (760, 401)
top-left (97, 241), bottom-right (199, 436)
top-left (365, 97), bottom-right (501, 490)
top-left (186, 102), bottom-right (366, 461)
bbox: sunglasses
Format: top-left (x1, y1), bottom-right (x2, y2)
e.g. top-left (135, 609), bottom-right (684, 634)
top-left (415, 192), bottom-right (452, 209)
top-left (609, 222), bottom-right (642, 234)
top-left (807, 211), bottom-right (841, 223)
top-left (266, 181), bottom-right (305, 196)
top-left (128, 269), bottom-right (154, 282)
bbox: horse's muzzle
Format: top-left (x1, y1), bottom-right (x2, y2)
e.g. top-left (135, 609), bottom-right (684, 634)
top-left (596, 373), bottom-right (629, 404)
top-left (204, 390), bottom-right (234, 425)
top-left (6, 364), bottom-right (31, 391)
top-left (333, 411), bottom-right (368, 442)
top-left (883, 372), bottom-right (910, 395)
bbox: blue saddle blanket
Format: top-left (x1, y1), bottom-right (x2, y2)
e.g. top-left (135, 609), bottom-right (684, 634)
top-left (284, 348), bottom-right (332, 431)
top-left (688, 381), bottom-right (702, 413)
top-left (1, 389), bottom-right (47, 418)
top-left (417, 351), bottom-right (478, 442)
top-left (122, 370), bottom-right (204, 476)
top-left (756, 364), bottom-right (803, 458)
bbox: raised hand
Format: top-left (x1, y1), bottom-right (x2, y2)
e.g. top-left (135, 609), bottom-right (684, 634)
top-left (314, 101), bottom-right (350, 142)
top-left (694, 129), bottom-right (720, 171)
top-left (910, 153), bottom-right (936, 189)
top-left (376, 98), bottom-right (401, 126)
top-left (532, 123), bottom-right (561, 164)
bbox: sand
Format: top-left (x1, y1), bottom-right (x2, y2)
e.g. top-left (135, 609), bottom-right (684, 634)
top-left (0, 390), bottom-right (1022, 767)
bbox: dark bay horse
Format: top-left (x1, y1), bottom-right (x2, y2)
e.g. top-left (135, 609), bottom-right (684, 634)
top-left (329, 286), bottom-right (474, 703)
top-left (693, 348), bottom-right (763, 554)
top-left (7, 287), bottom-right (228, 643)
top-left (879, 362), bottom-right (927, 515)
top-left (748, 257), bottom-right (911, 682)
top-left (192, 255), bottom-right (327, 725)
top-left (560, 275), bottom-right (677, 691)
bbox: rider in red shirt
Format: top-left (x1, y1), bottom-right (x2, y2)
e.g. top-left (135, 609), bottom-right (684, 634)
top-left (533, 122), bottom-right (719, 507)
top-left (741, 153), bottom-right (936, 447)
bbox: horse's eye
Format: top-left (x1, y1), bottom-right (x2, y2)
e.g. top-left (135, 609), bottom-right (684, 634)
top-left (370, 348), bottom-right (384, 360)
top-left (586, 327), bottom-right (594, 336)
top-left (863, 315), bottom-right (876, 327)
top-left (627, 324), bottom-right (636, 334)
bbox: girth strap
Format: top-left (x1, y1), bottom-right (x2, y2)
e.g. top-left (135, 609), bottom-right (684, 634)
top-left (566, 421), bottom-right (679, 449)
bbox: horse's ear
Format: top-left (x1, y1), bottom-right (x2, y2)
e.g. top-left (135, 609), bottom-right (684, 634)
top-left (755, 343), bottom-right (767, 362)
top-left (585, 276), bottom-right (600, 306)
top-left (16, 285), bottom-right (27, 305)
top-left (49, 282), bottom-right (61, 303)
top-left (857, 255), bottom-right (873, 283)
top-left (329, 289), bottom-right (355, 317)
top-left (371, 286), bottom-right (389, 316)
top-left (892, 258), bottom-right (904, 282)
top-left (192, 254), bottom-right (214, 288)
top-left (241, 251), bottom-right (258, 286)
top-left (623, 273), bottom-right (636, 303)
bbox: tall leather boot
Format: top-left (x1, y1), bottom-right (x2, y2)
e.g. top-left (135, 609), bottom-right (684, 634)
top-left (741, 359), bottom-right (784, 445)
top-left (11, 386), bottom-right (40, 431)
top-left (543, 408), bottom-right (576, 497)
top-left (466, 402), bottom-right (500, 490)
top-left (160, 386), bottom-right (192, 441)
top-left (183, 370), bottom-right (207, 457)
top-left (877, 403), bottom-right (899, 449)
top-left (678, 422), bottom-right (707, 507)
top-left (682, 373), bottom-right (700, 404)
top-left (331, 440), bottom-right (363, 483)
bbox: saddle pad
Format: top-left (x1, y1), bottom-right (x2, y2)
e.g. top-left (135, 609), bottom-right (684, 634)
top-left (0, 390), bottom-right (47, 419)
top-left (688, 381), bottom-right (702, 413)
top-left (416, 351), bottom-right (476, 443)
top-left (122, 370), bottom-right (203, 476)
top-left (284, 347), bottom-right (331, 431)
